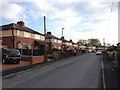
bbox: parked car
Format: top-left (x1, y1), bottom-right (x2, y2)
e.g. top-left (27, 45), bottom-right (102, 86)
top-left (2, 48), bottom-right (21, 64)
top-left (73, 49), bottom-right (77, 56)
top-left (96, 50), bottom-right (102, 55)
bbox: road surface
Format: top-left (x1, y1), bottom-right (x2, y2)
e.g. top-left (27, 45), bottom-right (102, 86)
top-left (2, 53), bottom-right (102, 88)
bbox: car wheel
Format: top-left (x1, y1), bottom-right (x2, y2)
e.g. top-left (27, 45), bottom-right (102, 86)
top-left (15, 60), bottom-right (20, 64)
top-left (2, 58), bottom-right (6, 64)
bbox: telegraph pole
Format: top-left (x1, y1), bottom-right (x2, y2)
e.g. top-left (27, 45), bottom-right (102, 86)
top-left (103, 38), bottom-right (105, 46)
top-left (103, 38), bottom-right (106, 51)
top-left (61, 28), bottom-right (64, 59)
top-left (44, 16), bottom-right (47, 61)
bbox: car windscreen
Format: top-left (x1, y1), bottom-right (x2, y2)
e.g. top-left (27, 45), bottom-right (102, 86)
top-left (9, 50), bottom-right (20, 56)
top-left (2, 48), bottom-right (10, 54)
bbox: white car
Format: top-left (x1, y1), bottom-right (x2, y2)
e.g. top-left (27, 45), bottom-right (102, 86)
top-left (96, 50), bottom-right (102, 55)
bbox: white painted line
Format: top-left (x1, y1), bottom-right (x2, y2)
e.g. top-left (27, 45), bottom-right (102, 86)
top-left (101, 56), bottom-right (106, 89)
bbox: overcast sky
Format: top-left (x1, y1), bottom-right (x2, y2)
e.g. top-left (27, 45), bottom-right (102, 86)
top-left (0, 0), bottom-right (119, 45)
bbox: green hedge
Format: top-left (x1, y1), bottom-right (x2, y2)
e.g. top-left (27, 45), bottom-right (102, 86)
top-left (116, 49), bottom-right (120, 67)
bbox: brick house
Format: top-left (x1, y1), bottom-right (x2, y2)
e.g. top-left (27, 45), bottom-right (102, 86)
top-left (61, 37), bottom-right (73, 52)
top-left (0, 21), bottom-right (45, 64)
top-left (46, 32), bottom-right (62, 51)
top-left (117, 42), bottom-right (120, 47)
top-left (64, 39), bottom-right (73, 50)
top-left (0, 21), bottom-right (45, 50)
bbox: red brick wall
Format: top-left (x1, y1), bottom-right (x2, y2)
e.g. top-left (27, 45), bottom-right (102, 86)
top-left (2, 37), bottom-right (14, 49)
top-left (15, 37), bottom-right (34, 49)
top-left (31, 56), bottom-right (44, 64)
top-left (21, 56), bottom-right (32, 62)
top-left (52, 43), bottom-right (61, 49)
top-left (2, 36), bottom-right (35, 49)
top-left (47, 42), bottom-right (62, 51)
top-left (21, 56), bottom-right (45, 64)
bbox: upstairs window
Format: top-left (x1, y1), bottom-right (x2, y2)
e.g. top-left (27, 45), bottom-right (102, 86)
top-left (54, 39), bottom-right (57, 43)
top-left (58, 40), bottom-right (62, 43)
top-left (35, 34), bottom-right (40, 39)
top-left (17, 31), bottom-right (20, 36)
top-left (24, 32), bottom-right (30, 38)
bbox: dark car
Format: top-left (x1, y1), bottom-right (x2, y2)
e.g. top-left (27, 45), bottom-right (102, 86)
top-left (73, 49), bottom-right (77, 56)
top-left (2, 48), bottom-right (21, 64)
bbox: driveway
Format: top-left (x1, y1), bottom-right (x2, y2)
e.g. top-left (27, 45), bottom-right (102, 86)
top-left (0, 61), bottom-right (31, 72)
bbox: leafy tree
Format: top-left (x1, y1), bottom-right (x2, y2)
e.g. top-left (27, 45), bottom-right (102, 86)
top-left (78, 39), bottom-right (88, 45)
top-left (78, 38), bottom-right (101, 46)
top-left (88, 38), bottom-right (101, 46)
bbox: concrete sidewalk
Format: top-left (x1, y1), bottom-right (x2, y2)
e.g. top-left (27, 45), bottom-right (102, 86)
top-left (102, 53), bottom-right (120, 88)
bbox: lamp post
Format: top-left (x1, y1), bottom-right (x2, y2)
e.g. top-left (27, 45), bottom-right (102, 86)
top-left (61, 28), bottom-right (64, 59)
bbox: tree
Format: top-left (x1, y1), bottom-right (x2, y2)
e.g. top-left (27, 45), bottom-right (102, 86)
top-left (78, 39), bottom-right (88, 45)
top-left (88, 38), bottom-right (101, 46)
top-left (78, 38), bottom-right (101, 46)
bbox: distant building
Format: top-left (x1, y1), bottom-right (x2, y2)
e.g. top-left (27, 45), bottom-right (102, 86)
top-left (105, 43), bottom-right (111, 47)
top-left (46, 32), bottom-right (62, 51)
top-left (117, 42), bottom-right (120, 48)
top-left (0, 21), bottom-right (45, 49)
top-left (62, 37), bottom-right (73, 51)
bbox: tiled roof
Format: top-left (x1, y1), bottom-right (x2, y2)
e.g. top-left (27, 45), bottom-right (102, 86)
top-left (46, 34), bottom-right (73, 44)
top-left (46, 34), bottom-right (61, 40)
top-left (0, 23), bottom-right (44, 36)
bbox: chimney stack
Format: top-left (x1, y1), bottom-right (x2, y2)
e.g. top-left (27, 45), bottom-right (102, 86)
top-left (47, 32), bottom-right (52, 35)
top-left (17, 21), bottom-right (25, 27)
top-left (70, 39), bottom-right (72, 42)
top-left (61, 36), bottom-right (64, 40)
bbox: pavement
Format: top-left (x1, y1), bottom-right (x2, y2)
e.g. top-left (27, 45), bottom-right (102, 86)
top-left (1, 61), bottom-right (31, 71)
top-left (102, 53), bottom-right (120, 89)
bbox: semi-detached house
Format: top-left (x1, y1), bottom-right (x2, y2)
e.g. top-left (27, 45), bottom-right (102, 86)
top-left (0, 21), bottom-right (45, 64)
top-left (46, 32), bottom-right (62, 51)
top-left (0, 21), bottom-right (45, 50)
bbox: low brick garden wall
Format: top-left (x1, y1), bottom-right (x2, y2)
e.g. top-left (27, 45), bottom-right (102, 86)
top-left (21, 56), bottom-right (45, 64)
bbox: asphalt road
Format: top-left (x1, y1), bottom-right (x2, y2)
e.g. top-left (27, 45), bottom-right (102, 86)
top-left (2, 53), bottom-right (102, 88)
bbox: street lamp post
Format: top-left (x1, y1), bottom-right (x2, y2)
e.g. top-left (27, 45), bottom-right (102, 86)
top-left (61, 28), bottom-right (64, 59)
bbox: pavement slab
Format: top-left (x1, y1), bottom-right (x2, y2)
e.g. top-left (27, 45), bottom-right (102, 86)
top-left (102, 53), bottom-right (120, 88)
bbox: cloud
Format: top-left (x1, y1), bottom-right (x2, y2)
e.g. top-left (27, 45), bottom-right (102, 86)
top-left (0, 0), bottom-right (119, 45)
top-left (0, 1), bottom-right (25, 21)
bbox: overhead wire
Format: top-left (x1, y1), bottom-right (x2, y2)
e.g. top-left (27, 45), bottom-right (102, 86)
top-left (105, 0), bottom-right (114, 45)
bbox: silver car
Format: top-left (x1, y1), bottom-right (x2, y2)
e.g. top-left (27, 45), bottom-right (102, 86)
top-left (96, 50), bottom-right (102, 55)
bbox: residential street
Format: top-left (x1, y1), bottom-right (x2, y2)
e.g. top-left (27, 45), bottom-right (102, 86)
top-left (2, 53), bottom-right (102, 88)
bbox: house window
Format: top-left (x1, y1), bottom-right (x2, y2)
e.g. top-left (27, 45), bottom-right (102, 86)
top-left (51, 39), bottom-right (54, 42)
top-left (24, 32), bottom-right (30, 38)
top-left (40, 36), bottom-right (45, 41)
top-left (58, 40), bottom-right (62, 43)
top-left (17, 31), bottom-right (20, 36)
top-left (46, 39), bottom-right (50, 42)
top-left (54, 39), bottom-right (57, 43)
top-left (59, 47), bottom-right (61, 49)
top-left (35, 34), bottom-right (40, 39)
top-left (66, 42), bottom-right (68, 45)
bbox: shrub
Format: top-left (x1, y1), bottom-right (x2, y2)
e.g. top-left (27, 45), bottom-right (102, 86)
top-left (107, 51), bottom-right (115, 59)
top-left (47, 53), bottom-right (54, 59)
top-left (116, 49), bottom-right (120, 67)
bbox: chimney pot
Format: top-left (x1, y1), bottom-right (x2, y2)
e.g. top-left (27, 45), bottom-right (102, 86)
top-left (17, 21), bottom-right (25, 27)
top-left (61, 36), bottom-right (64, 40)
top-left (47, 32), bottom-right (52, 35)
